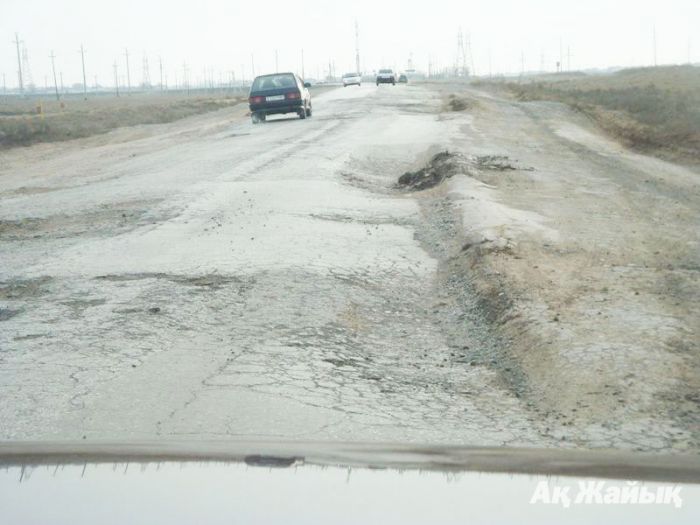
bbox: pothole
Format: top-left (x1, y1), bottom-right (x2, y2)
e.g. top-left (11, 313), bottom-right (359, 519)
top-left (397, 151), bottom-right (532, 191)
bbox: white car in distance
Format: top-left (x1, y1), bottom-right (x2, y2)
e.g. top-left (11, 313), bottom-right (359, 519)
top-left (342, 72), bottom-right (362, 87)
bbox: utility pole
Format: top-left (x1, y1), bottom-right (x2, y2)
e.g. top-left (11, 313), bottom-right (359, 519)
top-left (251, 53), bottom-right (255, 78)
top-left (301, 49), bottom-right (305, 78)
top-left (183, 62), bottom-right (189, 96)
top-left (2, 73), bottom-right (6, 101)
top-left (355, 19), bottom-right (361, 73)
top-left (60, 72), bottom-right (64, 94)
top-left (567, 46), bottom-right (571, 71)
top-left (80, 44), bottom-right (87, 100)
top-left (113, 61), bottom-right (119, 97)
top-left (466, 33), bottom-right (475, 76)
top-left (559, 38), bottom-right (563, 73)
top-left (142, 53), bottom-right (151, 89)
top-left (124, 48), bottom-right (131, 93)
top-left (456, 28), bottom-right (466, 76)
top-left (159, 56), bottom-right (164, 92)
top-left (14, 33), bottom-right (24, 94)
top-left (689, 38), bottom-right (692, 65)
top-left (49, 51), bottom-right (59, 101)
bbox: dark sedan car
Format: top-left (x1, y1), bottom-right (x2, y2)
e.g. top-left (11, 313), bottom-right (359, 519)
top-left (248, 72), bottom-right (312, 124)
top-left (376, 69), bottom-right (396, 85)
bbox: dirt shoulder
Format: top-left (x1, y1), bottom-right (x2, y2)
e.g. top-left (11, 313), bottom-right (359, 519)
top-left (472, 66), bottom-right (700, 165)
top-left (0, 86), bottom-right (337, 150)
top-left (415, 83), bottom-right (700, 452)
top-left (0, 92), bottom-right (251, 149)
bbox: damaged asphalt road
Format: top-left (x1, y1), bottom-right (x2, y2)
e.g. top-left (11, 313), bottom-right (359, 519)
top-left (0, 86), bottom-right (538, 445)
top-left (0, 84), bottom-right (698, 453)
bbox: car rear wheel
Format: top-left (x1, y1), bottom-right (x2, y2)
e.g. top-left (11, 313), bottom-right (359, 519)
top-left (298, 107), bottom-right (306, 120)
top-left (305, 105), bottom-right (312, 117)
top-left (251, 112), bottom-right (264, 124)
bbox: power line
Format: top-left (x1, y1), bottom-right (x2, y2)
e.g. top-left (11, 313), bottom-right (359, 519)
top-left (142, 53), bottom-right (151, 88)
top-left (355, 19), bottom-right (361, 73)
top-left (124, 48), bottom-right (131, 93)
top-left (689, 38), bottom-right (693, 65)
top-left (182, 62), bottom-right (189, 96)
top-left (466, 33), bottom-right (475, 76)
top-left (21, 41), bottom-right (34, 90)
top-left (456, 27), bottom-right (467, 76)
top-left (558, 38), bottom-right (563, 73)
top-left (113, 60), bottom-right (119, 97)
top-left (14, 33), bottom-right (23, 94)
top-left (79, 44), bottom-right (88, 99)
top-left (49, 50), bottom-right (60, 101)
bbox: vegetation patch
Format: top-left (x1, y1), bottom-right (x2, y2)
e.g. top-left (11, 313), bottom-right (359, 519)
top-left (475, 65), bottom-right (700, 162)
top-left (0, 94), bottom-right (244, 149)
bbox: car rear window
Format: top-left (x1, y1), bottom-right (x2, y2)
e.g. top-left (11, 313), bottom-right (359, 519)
top-left (251, 74), bottom-right (297, 91)
top-left (379, 69), bottom-right (392, 74)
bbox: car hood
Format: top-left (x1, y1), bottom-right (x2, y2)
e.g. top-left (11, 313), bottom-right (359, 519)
top-left (2, 441), bottom-right (698, 524)
top-left (1, 440), bottom-right (699, 482)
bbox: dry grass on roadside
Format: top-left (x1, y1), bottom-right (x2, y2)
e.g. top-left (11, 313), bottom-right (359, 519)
top-left (475, 65), bottom-right (700, 161)
top-left (0, 93), bottom-right (244, 148)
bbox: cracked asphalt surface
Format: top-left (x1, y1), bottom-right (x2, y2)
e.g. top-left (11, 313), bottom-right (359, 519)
top-left (0, 86), bottom-right (543, 444)
top-left (1, 84), bottom-right (697, 453)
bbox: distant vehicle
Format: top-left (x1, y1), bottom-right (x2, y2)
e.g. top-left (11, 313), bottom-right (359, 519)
top-left (342, 72), bottom-right (362, 87)
top-left (248, 72), bottom-right (312, 124)
top-left (398, 74), bottom-right (408, 83)
top-left (376, 69), bottom-right (396, 85)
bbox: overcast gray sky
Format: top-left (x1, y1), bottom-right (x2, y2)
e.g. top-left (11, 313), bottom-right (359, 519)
top-left (1, 0), bottom-right (698, 88)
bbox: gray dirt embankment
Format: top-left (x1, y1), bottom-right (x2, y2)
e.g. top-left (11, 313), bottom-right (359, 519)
top-left (401, 83), bottom-right (700, 453)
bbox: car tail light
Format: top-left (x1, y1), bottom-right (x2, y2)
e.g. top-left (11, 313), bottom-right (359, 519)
top-left (249, 96), bottom-right (264, 104)
top-left (285, 91), bottom-right (301, 100)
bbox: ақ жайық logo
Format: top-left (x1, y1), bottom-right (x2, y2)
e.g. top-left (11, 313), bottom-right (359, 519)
top-left (530, 480), bottom-right (683, 509)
